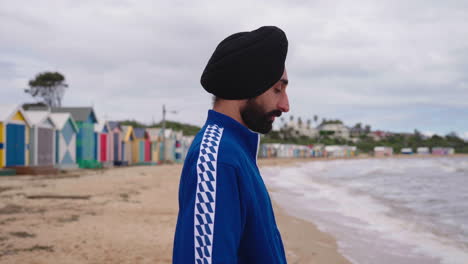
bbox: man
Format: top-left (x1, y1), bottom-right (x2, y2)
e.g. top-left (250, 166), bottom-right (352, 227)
top-left (173, 26), bottom-right (289, 263)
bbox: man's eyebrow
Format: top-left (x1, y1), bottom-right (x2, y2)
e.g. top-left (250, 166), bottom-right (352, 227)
top-left (280, 79), bottom-right (289, 85)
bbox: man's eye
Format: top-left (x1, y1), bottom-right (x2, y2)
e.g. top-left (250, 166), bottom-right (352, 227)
top-left (275, 89), bottom-right (281, 94)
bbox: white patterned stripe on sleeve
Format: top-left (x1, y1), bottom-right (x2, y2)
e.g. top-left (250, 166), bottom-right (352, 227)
top-left (194, 124), bottom-right (224, 264)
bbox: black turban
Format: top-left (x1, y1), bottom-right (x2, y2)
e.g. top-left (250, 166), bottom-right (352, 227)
top-left (201, 26), bottom-right (288, 100)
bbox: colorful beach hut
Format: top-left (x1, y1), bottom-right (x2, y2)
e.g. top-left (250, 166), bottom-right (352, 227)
top-left (0, 105), bottom-right (31, 168)
top-left (160, 129), bottom-right (176, 162)
top-left (132, 127), bottom-right (151, 164)
top-left (121, 125), bottom-right (135, 165)
top-left (174, 131), bottom-right (184, 163)
top-left (95, 122), bottom-right (111, 165)
top-left (107, 121), bottom-right (122, 165)
top-left (181, 135), bottom-right (194, 161)
top-left (146, 128), bottom-right (162, 164)
top-left (52, 107), bottom-right (98, 168)
top-left (49, 113), bottom-right (79, 168)
top-left (24, 111), bottom-right (56, 166)
top-left (374, 146), bottom-right (393, 157)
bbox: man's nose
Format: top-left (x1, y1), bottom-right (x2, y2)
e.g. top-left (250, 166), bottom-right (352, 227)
top-left (278, 93), bottom-right (290, 113)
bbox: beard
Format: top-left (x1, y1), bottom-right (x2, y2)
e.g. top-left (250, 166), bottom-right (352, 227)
top-left (241, 99), bottom-right (282, 134)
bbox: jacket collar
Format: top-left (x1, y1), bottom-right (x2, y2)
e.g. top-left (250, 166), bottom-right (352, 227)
top-left (205, 109), bottom-right (260, 161)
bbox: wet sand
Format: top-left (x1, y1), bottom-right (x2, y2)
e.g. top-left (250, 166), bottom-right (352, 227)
top-left (0, 159), bottom-right (350, 263)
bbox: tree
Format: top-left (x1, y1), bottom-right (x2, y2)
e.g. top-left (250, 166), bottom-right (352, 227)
top-left (354, 122), bottom-right (362, 129)
top-left (25, 72), bottom-right (68, 107)
top-left (364, 125), bottom-right (371, 134)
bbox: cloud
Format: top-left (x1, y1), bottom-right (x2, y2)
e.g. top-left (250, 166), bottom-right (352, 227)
top-left (1, 0), bottom-right (467, 135)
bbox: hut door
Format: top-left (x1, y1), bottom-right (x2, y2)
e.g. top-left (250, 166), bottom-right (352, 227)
top-left (114, 133), bottom-right (119, 160)
top-left (38, 128), bottom-right (53, 165)
top-left (6, 124), bottom-right (25, 166)
top-left (100, 134), bottom-right (107, 161)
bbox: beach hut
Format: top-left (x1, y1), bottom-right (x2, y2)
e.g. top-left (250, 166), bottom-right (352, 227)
top-left (174, 131), bottom-right (184, 163)
top-left (374, 146), bottom-right (393, 157)
top-left (0, 105), bottom-right (31, 168)
top-left (95, 122), bottom-right (112, 166)
top-left (107, 121), bottom-right (123, 165)
top-left (417, 147), bottom-right (430, 155)
top-left (120, 125), bottom-right (135, 165)
top-left (49, 113), bottom-right (79, 168)
top-left (161, 129), bottom-right (176, 162)
top-left (401, 148), bottom-right (413, 154)
top-left (132, 127), bottom-right (151, 164)
top-left (52, 107), bottom-right (98, 168)
top-left (23, 111), bottom-right (56, 166)
top-left (146, 128), bottom-right (162, 164)
top-left (432, 147), bottom-right (455, 155)
top-left (181, 135), bottom-right (194, 161)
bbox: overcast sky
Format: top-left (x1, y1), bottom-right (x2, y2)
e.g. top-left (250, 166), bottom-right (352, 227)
top-left (1, 0), bottom-right (467, 138)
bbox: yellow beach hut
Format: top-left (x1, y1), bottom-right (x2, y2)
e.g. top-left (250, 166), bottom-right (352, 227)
top-left (0, 104), bottom-right (32, 168)
top-left (146, 128), bottom-right (162, 164)
top-left (120, 125), bottom-right (135, 165)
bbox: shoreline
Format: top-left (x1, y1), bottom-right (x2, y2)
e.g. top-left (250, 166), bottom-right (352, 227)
top-left (1, 155), bottom-right (465, 263)
top-left (258, 158), bottom-right (352, 263)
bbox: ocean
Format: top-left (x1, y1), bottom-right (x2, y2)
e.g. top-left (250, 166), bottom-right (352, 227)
top-left (261, 156), bottom-right (468, 264)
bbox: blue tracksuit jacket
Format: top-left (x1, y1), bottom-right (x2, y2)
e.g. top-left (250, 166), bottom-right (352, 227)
top-left (173, 110), bottom-right (287, 264)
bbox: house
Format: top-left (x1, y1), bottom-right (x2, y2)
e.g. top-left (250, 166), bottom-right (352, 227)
top-left (52, 107), bottom-right (98, 167)
top-left (107, 121), bottom-right (123, 165)
top-left (49, 113), bottom-right (79, 168)
top-left (350, 126), bottom-right (366, 138)
top-left (281, 120), bottom-right (319, 138)
top-left (0, 105), bottom-right (32, 168)
top-left (369, 130), bottom-right (389, 141)
top-left (146, 128), bottom-right (162, 164)
top-left (23, 111), bottom-right (56, 166)
top-left (120, 125), bottom-right (135, 165)
top-left (317, 123), bottom-right (350, 140)
top-left (132, 127), bottom-right (151, 164)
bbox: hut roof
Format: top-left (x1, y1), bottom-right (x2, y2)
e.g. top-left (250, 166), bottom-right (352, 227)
top-left (133, 127), bottom-right (148, 139)
top-left (52, 107), bottom-right (98, 123)
top-left (107, 121), bottom-right (121, 131)
top-left (146, 128), bottom-right (162, 141)
top-left (121, 125), bottom-right (134, 141)
top-left (49, 113), bottom-right (78, 132)
top-left (0, 104), bottom-right (31, 124)
top-left (94, 122), bottom-right (109, 133)
top-left (24, 111), bottom-right (55, 127)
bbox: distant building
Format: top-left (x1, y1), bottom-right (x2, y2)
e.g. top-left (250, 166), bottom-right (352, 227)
top-left (350, 126), bottom-right (366, 138)
top-left (369, 130), bottom-right (389, 141)
top-left (317, 123), bottom-right (350, 140)
top-left (281, 120), bottom-right (318, 138)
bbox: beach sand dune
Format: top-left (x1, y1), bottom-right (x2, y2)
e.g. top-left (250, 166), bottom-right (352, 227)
top-left (0, 160), bottom-right (349, 264)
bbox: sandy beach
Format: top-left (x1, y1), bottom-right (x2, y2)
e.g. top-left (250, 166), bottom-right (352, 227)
top-left (0, 159), bottom-right (350, 264)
